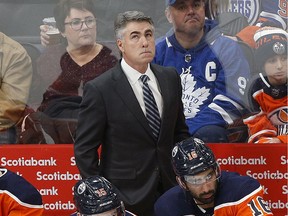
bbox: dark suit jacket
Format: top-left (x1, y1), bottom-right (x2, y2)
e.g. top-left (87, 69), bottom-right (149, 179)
top-left (74, 61), bottom-right (190, 215)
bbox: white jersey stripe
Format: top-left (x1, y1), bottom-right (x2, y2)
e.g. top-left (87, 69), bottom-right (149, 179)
top-left (208, 103), bottom-right (234, 124)
top-left (214, 186), bottom-right (263, 210)
top-left (0, 190), bottom-right (43, 209)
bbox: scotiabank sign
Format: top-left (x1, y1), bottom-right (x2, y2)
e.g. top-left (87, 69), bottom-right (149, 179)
top-left (0, 145), bottom-right (79, 216)
top-left (0, 144), bottom-right (287, 216)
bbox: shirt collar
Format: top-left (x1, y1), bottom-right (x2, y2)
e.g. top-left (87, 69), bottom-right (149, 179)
top-left (121, 58), bottom-right (155, 84)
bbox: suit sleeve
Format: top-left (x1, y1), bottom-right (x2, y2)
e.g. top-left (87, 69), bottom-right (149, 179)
top-left (74, 81), bottom-right (106, 178)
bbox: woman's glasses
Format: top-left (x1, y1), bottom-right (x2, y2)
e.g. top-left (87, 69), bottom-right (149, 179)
top-left (64, 17), bottom-right (96, 31)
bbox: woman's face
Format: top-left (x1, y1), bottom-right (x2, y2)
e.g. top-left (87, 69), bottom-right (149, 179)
top-left (62, 8), bottom-right (97, 49)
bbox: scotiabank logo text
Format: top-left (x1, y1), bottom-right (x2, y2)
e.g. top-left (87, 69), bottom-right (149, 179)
top-left (217, 156), bottom-right (267, 165)
top-left (36, 171), bottom-right (81, 181)
top-left (0, 157), bottom-right (57, 166)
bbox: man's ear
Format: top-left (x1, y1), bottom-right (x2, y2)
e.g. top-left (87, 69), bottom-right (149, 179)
top-left (165, 8), bottom-right (173, 24)
top-left (176, 176), bottom-right (188, 190)
top-left (116, 39), bottom-right (124, 54)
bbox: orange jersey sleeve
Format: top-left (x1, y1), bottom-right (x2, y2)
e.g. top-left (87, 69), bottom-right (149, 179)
top-left (0, 191), bottom-right (44, 216)
top-left (244, 111), bottom-right (277, 143)
top-left (214, 186), bottom-right (273, 215)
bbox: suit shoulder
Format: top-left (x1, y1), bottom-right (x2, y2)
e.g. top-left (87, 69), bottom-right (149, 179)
top-left (151, 63), bottom-right (178, 75)
top-left (87, 62), bottom-right (119, 85)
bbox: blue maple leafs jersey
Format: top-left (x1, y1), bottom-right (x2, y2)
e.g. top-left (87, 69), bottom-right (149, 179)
top-left (153, 20), bottom-right (251, 135)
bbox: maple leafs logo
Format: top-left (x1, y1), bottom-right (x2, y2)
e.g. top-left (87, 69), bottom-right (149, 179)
top-left (180, 67), bottom-right (210, 118)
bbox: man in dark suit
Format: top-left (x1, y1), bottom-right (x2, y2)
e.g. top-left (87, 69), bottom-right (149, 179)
top-left (74, 10), bottom-right (190, 216)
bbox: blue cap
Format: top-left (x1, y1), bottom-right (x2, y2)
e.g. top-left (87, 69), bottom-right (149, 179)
top-left (166, 0), bottom-right (177, 6)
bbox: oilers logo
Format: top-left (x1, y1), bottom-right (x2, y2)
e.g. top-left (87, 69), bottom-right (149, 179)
top-left (172, 146), bottom-right (178, 157)
top-left (273, 42), bottom-right (286, 55)
top-left (268, 107), bottom-right (288, 125)
top-left (227, 0), bottom-right (260, 25)
top-left (77, 182), bottom-right (86, 194)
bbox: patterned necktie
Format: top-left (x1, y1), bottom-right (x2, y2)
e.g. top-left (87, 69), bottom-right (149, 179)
top-left (140, 75), bottom-right (161, 139)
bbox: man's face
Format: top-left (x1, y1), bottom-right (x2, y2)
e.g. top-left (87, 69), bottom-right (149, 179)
top-left (166, 0), bottom-right (205, 36)
top-left (182, 168), bottom-right (218, 206)
top-left (264, 54), bottom-right (287, 86)
top-left (117, 21), bottom-right (155, 73)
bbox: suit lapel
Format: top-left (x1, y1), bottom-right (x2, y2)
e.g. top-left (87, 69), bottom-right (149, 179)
top-left (151, 64), bottom-right (169, 108)
top-left (112, 63), bottom-right (155, 140)
top-left (151, 64), bottom-right (171, 141)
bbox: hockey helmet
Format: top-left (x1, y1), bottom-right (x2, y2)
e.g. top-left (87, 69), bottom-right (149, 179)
top-left (73, 175), bottom-right (124, 215)
top-left (172, 137), bottom-right (219, 177)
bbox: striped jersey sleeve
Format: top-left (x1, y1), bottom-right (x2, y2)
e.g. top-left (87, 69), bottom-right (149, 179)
top-left (0, 168), bottom-right (44, 216)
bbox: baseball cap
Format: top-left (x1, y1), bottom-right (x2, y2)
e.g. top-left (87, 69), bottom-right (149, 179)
top-left (165, 0), bottom-right (177, 7)
top-left (254, 27), bottom-right (288, 68)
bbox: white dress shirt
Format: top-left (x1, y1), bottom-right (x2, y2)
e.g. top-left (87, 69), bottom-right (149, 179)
top-left (121, 59), bottom-right (163, 118)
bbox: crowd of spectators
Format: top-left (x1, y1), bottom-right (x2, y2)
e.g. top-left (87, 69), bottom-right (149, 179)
top-left (0, 0), bottom-right (286, 215)
top-left (1, 0), bottom-right (286, 145)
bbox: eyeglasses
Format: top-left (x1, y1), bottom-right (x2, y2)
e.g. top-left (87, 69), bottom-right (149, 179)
top-left (184, 169), bottom-right (220, 187)
top-left (64, 17), bottom-right (96, 31)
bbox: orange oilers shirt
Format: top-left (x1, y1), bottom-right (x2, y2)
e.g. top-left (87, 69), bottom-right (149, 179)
top-left (244, 75), bottom-right (287, 143)
top-left (0, 168), bottom-right (44, 216)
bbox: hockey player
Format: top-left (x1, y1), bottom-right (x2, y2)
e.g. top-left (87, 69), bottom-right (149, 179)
top-left (243, 27), bottom-right (287, 143)
top-left (154, 0), bottom-right (251, 142)
top-left (0, 167), bottom-right (44, 215)
top-left (71, 175), bottom-right (136, 216)
top-left (154, 137), bottom-right (273, 215)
